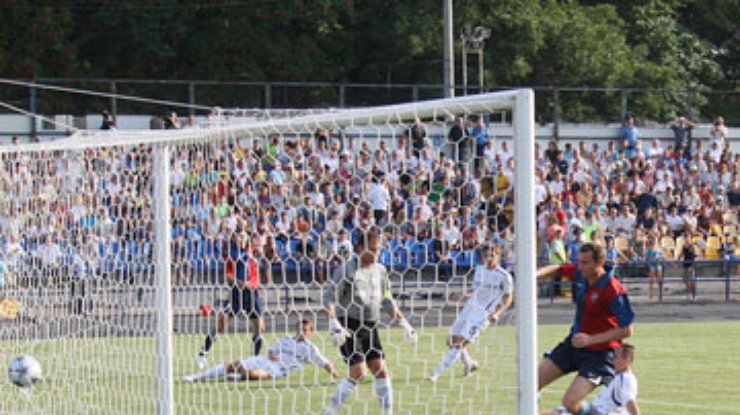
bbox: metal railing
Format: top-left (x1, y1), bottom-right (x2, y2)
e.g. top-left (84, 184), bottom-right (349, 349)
top-left (539, 258), bottom-right (740, 303)
top-left (0, 78), bottom-right (737, 138)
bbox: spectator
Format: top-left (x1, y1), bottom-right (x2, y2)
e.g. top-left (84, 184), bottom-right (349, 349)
top-left (471, 115), bottom-right (489, 170)
top-left (164, 111), bottom-right (181, 129)
top-left (498, 140), bottom-right (514, 165)
top-left (441, 216), bottom-right (461, 252)
top-left (668, 116), bottom-right (696, 158)
top-left (604, 234), bottom-right (628, 269)
top-left (678, 235), bottom-right (698, 302)
top-left (548, 226), bottom-right (567, 296)
top-left (554, 151), bottom-right (569, 175)
top-left (581, 211), bottom-right (601, 242)
top-left (447, 116), bottom-right (469, 163)
top-left (665, 206), bottom-right (685, 237)
top-left (728, 180), bottom-right (740, 207)
top-left (0, 254), bottom-right (8, 297)
top-left (644, 235), bottom-right (663, 300)
top-left (368, 177), bottom-right (390, 227)
top-left (620, 115), bottom-right (639, 160)
top-left (100, 110), bottom-right (116, 130)
top-left (708, 115), bottom-right (728, 149)
top-left (408, 118), bottom-right (427, 157)
top-left (183, 115), bottom-right (198, 129)
top-left (34, 235), bottom-right (63, 283)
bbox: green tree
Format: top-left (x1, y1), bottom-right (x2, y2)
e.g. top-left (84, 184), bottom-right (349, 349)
top-left (0, 0), bottom-right (733, 120)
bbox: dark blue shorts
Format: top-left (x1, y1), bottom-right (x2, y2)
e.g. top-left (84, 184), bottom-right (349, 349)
top-left (545, 337), bottom-right (615, 386)
top-left (223, 286), bottom-right (263, 319)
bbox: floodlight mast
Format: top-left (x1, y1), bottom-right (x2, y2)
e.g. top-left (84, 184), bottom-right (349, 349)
top-left (461, 25), bottom-right (492, 95)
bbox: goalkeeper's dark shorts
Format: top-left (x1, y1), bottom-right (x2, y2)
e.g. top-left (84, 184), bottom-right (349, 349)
top-left (545, 336), bottom-right (615, 386)
top-left (339, 317), bottom-right (385, 366)
top-left (222, 286), bottom-right (262, 319)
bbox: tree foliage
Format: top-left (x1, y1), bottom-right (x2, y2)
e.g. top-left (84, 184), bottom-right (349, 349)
top-left (0, 0), bottom-right (735, 120)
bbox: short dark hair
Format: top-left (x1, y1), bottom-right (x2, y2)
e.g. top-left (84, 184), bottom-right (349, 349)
top-left (619, 342), bottom-right (635, 361)
top-left (299, 319), bottom-right (313, 330)
top-left (579, 242), bottom-right (605, 262)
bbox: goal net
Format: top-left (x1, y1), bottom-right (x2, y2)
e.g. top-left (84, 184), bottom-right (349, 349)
top-left (0, 90), bottom-right (536, 415)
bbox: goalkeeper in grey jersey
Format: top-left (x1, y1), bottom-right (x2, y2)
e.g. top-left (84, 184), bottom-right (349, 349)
top-left (322, 230), bottom-right (417, 415)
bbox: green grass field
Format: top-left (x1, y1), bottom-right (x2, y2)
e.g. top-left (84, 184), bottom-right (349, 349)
top-left (1, 320), bottom-right (738, 414)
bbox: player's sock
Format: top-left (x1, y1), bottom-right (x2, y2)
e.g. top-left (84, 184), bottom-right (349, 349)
top-left (430, 348), bottom-right (461, 378)
top-left (326, 378), bottom-right (356, 414)
top-left (195, 364), bottom-right (226, 381)
top-left (252, 333), bottom-right (264, 356)
top-left (203, 328), bottom-right (218, 353)
top-left (459, 349), bottom-right (473, 367)
top-left (374, 377), bottom-right (393, 415)
top-left (574, 400), bottom-right (591, 415)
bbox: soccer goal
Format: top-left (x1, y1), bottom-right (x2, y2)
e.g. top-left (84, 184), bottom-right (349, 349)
top-left (0, 90), bottom-right (535, 415)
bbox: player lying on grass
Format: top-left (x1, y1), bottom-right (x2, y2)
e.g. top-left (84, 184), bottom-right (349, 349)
top-left (427, 242), bottom-right (513, 381)
top-left (540, 343), bottom-right (640, 415)
top-left (184, 319), bottom-right (339, 382)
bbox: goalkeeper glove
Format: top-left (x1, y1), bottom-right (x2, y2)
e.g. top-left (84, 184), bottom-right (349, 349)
top-left (329, 319), bottom-right (350, 347)
top-left (399, 318), bottom-right (417, 344)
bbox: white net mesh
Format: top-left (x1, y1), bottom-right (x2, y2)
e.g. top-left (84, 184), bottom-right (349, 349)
top-left (0, 92), bottom-right (533, 414)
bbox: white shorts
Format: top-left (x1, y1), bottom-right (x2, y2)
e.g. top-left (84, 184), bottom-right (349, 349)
top-left (449, 303), bottom-right (490, 342)
top-left (238, 356), bottom-right (284, 379)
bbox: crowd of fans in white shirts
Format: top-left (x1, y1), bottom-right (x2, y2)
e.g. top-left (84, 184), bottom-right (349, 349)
top-left (0, 113), bottom-right (737, 292)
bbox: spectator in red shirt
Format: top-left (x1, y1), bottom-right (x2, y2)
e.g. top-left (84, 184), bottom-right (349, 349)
top-left (551, 199), bottom-right (567, 226)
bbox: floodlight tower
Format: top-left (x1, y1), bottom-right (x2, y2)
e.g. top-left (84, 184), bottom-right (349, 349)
top-left (461, 25), bottom-right (492, 95)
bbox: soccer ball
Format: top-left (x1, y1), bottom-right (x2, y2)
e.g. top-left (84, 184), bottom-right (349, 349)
top-left (8, 355), bottom-right (43, 387)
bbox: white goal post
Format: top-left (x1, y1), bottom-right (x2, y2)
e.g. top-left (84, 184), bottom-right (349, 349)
top-left (0, 89), bottom-right (535, 415)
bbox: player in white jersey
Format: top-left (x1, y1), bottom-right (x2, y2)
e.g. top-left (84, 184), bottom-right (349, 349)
top-left (183, 319), bottom-right (339, 382)
top-left (540, 343), bottom-right (640, 415)
top-left (428, 242), bottom-right (513, 381)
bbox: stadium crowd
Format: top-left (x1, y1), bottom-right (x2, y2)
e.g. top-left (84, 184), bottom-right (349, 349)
top-left (0, 113), bottom-right (738, 294)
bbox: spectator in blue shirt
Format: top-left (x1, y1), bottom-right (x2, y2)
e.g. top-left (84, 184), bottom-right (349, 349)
top-left (0, 256), bottom-right (7, 295)
top-left (620, 116), bottom-right (639, 160)
top-left (471, 116), bottom-right (489, 171)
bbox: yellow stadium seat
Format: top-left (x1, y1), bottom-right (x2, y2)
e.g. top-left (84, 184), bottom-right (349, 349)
top-left (660, 236), bottom-right (675, 260)
top-left (722, 225), bottom-right (736, 236)
top-left (704, 247), bottom-right (722, 260)
top-left (709, 223), bottom-right (722, 236)
top-left (660, 236), bottom-right (675, 249)
top-left (707, 236), bottom-right (721, 249)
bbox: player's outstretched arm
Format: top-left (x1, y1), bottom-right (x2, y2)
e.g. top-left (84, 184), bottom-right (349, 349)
top-left (536, 264), bottom-right (561, 280)
top-left (324, 363), bottom-right (340, 379)
top-left (626, 399), bottom-right (640, 415)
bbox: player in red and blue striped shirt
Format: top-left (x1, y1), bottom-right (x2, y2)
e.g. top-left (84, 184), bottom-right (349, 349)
top-left (536, 242), bottom-right (635, 415)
